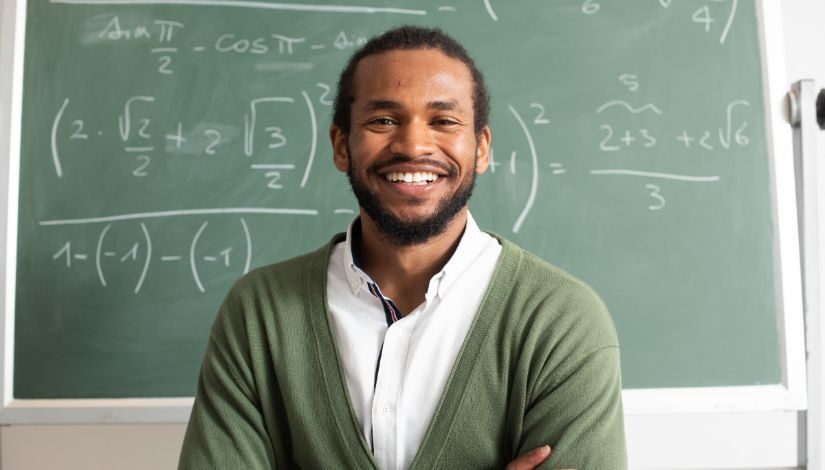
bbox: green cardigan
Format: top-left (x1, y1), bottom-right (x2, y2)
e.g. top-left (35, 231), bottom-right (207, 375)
top-left (179, 235), bottom-right (627, 469)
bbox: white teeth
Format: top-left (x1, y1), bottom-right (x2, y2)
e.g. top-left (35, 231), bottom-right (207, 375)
top-left (384, 172), bottom-right (439, 183)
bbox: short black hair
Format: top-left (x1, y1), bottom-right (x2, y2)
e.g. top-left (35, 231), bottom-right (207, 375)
top-left (332, 25), bottom-right (490, 136)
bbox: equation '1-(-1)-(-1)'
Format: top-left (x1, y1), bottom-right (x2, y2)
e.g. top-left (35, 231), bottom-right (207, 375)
top-left (49, 218), bottom-right (252, 294)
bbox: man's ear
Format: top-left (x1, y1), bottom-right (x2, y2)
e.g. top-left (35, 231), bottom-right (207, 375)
top-left (474, 126), bottom-right (491, 174)
top-left (330, 125), bottom-right (349, 173)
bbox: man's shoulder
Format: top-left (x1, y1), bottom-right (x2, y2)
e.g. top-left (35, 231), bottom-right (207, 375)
top-left (491, 235), bottom-right (605, 306)
top-left (224, 234), bottom-right (342, 302)
top-left (209, 235), bottom-right (344, 343)
top-left (489, 235), bottom-right (619, 350)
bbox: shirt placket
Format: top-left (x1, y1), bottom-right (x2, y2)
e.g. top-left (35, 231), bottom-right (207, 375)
top-left (366, 281), bottom-right (408, 470)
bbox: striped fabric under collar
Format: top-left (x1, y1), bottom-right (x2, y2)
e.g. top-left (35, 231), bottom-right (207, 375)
top-left (348, 220), bottom-right (402, 327)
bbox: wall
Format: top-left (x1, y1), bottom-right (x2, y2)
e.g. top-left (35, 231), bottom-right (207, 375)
top-left (0, 1), bottom-right (823, 469)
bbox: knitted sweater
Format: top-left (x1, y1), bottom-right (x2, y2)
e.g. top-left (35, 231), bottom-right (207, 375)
top-left (178, 234), bottom-right (627, 469)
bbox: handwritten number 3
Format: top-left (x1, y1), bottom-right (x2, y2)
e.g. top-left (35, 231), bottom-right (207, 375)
top-left (646, 184), bottom-right (665, 211)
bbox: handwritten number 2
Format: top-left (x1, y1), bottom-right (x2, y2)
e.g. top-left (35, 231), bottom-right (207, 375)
top-left (316, 83), bottom-right (333, 106)
top-left (267, 171), bottom-right (282, 189)
top-left (599, 125), bottom-right (620, 151)
top-left (530, 103), bottom-right (549, 125)
top-left (157, 56), bottom-right (173, 75)
top-left (70, 120), bottom-right (88, 140)
top-left (204, 129), bottom-right (221, 155)
top-left (138, 119), bottom-right (151, 139)
top-left (133, 155), bottom-right (150, 177)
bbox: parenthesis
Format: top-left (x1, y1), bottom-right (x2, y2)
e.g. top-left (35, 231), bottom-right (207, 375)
top-left (241, 218), bottom-right (252, 274)
top-left (508, 105), bottom-right (539, 234)
top-left (483, 0), bottom-right (499, 21)
top-left (96, 224), bottom-right (112, 286)
top-left (300, 91), bottom-right (317, 188)
top-left (191, 221), bottom-right (208, 293)
top-left (134, 223), bottom-right (151, 294)
top-left (51, 98), bottom-right (69, 178)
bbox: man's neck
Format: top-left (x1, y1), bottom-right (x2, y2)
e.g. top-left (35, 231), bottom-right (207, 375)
top-left (357, 210), bottom-right (468, 316)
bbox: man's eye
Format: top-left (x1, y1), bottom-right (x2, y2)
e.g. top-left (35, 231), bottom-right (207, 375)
top-left (433, 119), bottom-right (458, 126)
top-left (370, 117), bottom-right (396, 126)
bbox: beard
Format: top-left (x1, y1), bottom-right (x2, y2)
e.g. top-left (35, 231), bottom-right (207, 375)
top-left (346, 149), bottom-right (477, 246)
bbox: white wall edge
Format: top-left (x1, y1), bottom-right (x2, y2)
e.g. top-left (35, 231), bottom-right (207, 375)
top-left (0, 398), bottom-right (193, 424)
top-left (0, 0), bottom-right (25, 413)
top-left (626, 409), bottom-right (802, 469)
top-left (757, 0), bottom-right (809, 414)
top-left (624, 384), bottom-right (805, 415)
top-left (0, 384), bottom-right (806, 425)
top-left (0, 407), bottom-right (804, 468)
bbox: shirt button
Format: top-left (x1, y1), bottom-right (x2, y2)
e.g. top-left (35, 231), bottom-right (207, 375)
top-left (380, 406), bottom-right (389, 414)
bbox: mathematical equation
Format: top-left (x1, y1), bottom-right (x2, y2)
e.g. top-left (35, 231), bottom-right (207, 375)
top-left (481, 74), bottom-right (747, 217)
top-left (597, 74), bottom-right (750, 152)
top-left (51, 91), bottom-right (322, 191)
top-left (33, 0), bottom-right (763, 271)
top-left (83, 0), bottom-right (742, 79)
top-left (50, 82), bottom-right (748, 246)
top-left (93, 15), bottom-right (377, 76)
top-left (49, 217), bottom-right (252, 294)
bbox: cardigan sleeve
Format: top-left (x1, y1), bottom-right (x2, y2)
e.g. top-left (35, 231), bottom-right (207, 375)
top-left (178, 290), bottom-right (278, 470)
top-left (517, 345), bottom-right (627, 469)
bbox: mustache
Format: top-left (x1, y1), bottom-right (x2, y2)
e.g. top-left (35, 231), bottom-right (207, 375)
top-left (368, 156), bottom-right (457, 176)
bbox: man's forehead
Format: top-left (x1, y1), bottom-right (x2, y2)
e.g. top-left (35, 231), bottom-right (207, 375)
top-left (351, 49), bottom-right (474, 102)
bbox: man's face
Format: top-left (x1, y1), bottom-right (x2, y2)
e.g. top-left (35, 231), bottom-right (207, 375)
top-left (331, 48), bottom-right (491, 245)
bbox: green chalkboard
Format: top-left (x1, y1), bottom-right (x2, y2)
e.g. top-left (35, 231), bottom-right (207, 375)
top-left (14, 0), bottom-right (781, 398)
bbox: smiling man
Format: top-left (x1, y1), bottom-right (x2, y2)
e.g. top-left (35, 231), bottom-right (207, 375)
top-left (179, 26), bottom-right (627, 470)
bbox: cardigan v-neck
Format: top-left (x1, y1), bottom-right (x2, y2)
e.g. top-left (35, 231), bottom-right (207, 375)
top-left (324, 216), bottom-right (502, 470)
top-left (307, 233), bottom-right (520, 469)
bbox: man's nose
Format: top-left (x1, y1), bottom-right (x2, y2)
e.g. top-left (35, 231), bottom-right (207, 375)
top-left (388, 121), bottom-right (436, 157)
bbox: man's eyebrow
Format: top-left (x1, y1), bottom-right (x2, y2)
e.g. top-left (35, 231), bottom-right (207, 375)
top-left (428, 100), bottom-right (461, 111)
top-left (364, 100), bottom-right (401, 111)
top-left (362, 99), bottom-right (464, 112)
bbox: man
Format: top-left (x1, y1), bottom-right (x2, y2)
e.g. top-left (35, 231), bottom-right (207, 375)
top-left (179, 26), bottom-right (626, 469)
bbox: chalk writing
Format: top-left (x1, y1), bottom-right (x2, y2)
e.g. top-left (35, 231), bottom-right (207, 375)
top-left (35, 0), bottom-right (763, 296)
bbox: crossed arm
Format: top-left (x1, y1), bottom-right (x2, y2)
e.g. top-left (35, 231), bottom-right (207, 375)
top-left (508, 345), bottom-right (627, 469)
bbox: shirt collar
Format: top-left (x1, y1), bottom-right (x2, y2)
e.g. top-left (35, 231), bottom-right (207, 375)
top-left (343, 218), bottom-right (368, 294)
top-left (435, 212), bottom-right (489, 298)
top-left (341, 212), bottom-right (489, 298)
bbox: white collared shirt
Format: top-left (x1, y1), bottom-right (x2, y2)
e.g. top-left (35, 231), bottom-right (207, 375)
top-left (326, 213), bottom-right (502, 470)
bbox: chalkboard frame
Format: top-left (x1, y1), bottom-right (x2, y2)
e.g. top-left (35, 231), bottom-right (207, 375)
top-left (0, 0), bottom-right (806, 424)
top-left (620, 0), bottom-right (808, 416)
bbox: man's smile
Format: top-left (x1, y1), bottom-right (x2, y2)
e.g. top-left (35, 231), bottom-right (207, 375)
top-left (376, 169), bottom-right (448, 199)
top-left (371, 160), bottom-right (455, 197)
top-left (384, 171), bottom-right (439, 184)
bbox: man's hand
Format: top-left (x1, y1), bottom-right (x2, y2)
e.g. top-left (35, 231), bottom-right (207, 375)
top-left (506, 445), bottom-right (551, 470)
